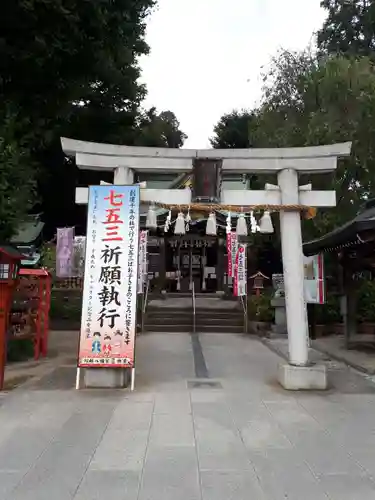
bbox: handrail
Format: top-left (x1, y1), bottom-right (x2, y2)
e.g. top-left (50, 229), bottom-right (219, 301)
top-left (141, 278), bottom-right (150, 333)
top-left (240, 294), bottom-right (248, 334)
top-left (191, 281), bottom-right (196, 334)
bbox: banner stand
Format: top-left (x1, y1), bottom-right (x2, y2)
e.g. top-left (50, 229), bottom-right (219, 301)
top-left (77, 185), bottom-right (140, 389)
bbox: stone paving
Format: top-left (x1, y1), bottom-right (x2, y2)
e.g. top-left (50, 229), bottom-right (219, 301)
top-left (1, 332), bottom-right (375, 499)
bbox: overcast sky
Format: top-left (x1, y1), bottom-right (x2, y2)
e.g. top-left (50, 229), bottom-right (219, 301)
top-left (139, 0), bottom-right (326, 148)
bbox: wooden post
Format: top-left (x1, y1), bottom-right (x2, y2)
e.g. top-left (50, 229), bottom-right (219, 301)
top-left (159, 238), bottom-right (166, 294)
top-left (217, 240), bottom-right (224, 293)
top-left (343, 264), bottom-right (357, 349)
top-left (308, 304), bottom-right (316, 340)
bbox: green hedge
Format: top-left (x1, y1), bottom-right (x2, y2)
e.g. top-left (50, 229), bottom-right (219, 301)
top-left (7, 338), bottom-right (34, 362)
top-left (49, 291), bottom-right (82, 322)
top-left (248, 281), bottom-right (375, 324)
top-left (248, 292), bottom-right (275, 323)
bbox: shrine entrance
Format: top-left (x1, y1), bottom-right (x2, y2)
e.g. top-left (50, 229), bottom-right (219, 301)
top-left (64, 135), bottom-right (351, 390)
top-left (166, 237), bottom-right (220, 293)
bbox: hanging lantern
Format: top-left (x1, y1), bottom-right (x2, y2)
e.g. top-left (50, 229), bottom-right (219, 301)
top-left (259, 210), bottom-right (274, 234)
top-left (174, 212), bottom-right (186, 235)
top-left (236, 213), bottom-right (248, 236)
top-left (206, 212), bottom-right (217, 235)
top-left (226, 212), bottom-right (232, 234)
top-left (164, 210), bottom-right (172, 232)
top-left (146, 205), bottom-right (157, 229)
top-left (185, 207), bottom-right (191, 232)
top-left (250, 211), bottom-right (258, 233)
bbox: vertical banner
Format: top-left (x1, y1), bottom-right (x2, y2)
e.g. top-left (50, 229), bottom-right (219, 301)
top-left (226, 233), bottom-right (233, 277)
top-left (234, 244), bottom-right (247, 297)
top-left (137, 230), bottom-right (148, 294)
top-left (73, 236), bottom-right (86, 277)
top-left (304, 254), bottom-right (325, 304)
top-left (56, 227), bottom-right (75, 277)
top-left (78, 185), bottom-right (140, 368)
top-left (226, 232), bottom-right (238, 278)
top-left (231, 233), bottom-right (238, 278)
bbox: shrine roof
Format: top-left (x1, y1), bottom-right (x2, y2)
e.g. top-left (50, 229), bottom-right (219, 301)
top-left (0, 245), bottom-right (25, 260)
top-left (303, 199), bottom-right (375, 256)
top-left (19, 268), bottom-right (50, 276)
top-left (10, 215), bottom-right (44, 244)
top-left (250, 271), bottom-right (270, 279)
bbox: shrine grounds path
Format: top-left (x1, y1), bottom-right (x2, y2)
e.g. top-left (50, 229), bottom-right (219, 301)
top-left (2, 332), bottom-right (375, 499)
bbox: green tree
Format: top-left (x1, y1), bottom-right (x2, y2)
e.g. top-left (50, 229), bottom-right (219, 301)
top-left (0, 0), bottom-right (155, 139)
top-left (135, 107), bottom-right (187, 147)
top-left (0, 0), bottom-right (159, 235)
top-left (256, 51), bottom-right (375, 238)
top-left (0, 118), bottom-right (36, 240)
top-left (210, 110), bottom-right (258, 148)
top-left (211, 50), bottom-right (375, 240)
top-left (318, 0), bottom-right (375, 56)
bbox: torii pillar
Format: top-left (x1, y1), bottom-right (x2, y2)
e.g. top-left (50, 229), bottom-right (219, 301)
top-left (62, 137), bottom-right (351, 390)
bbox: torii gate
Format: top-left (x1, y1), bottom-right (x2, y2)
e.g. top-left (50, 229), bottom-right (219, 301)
top-left (62, 137), bottom-right (351, 390)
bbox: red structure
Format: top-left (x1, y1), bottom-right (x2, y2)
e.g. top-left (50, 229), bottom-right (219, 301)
top-left (0, 246), bottom-right (23, 390)
top-left (10, 268), bottom-right (52, 362)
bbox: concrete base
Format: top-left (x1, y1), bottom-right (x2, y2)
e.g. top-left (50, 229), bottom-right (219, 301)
top-left (84, 368), bottom-right (130, 388)
top-left (278, 363), bottom-right (328, 391)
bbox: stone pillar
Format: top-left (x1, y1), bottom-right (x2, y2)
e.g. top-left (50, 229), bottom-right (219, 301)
top-left (114, 166), bottom-right (134, 184)
top-left (271, 297), bottom-right (287, 334)
top-left (278, 169), bottom-right (308, 366)
top-left (277, 169), bottom-right (326, 390)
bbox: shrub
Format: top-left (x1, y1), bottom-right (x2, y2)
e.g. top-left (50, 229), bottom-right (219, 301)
top-left (247, 292), bottom-right (275, 323)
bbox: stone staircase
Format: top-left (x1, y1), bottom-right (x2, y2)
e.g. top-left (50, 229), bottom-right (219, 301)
top-left (143, 295), bottom-right (245, 334)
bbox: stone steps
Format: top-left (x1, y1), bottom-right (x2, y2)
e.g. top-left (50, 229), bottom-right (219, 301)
top-left (144, 303), bottom-right (245, 333)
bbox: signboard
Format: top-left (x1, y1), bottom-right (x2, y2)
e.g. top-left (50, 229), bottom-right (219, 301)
top-left (234, 244), bottom-right (247, 297)
top-left (56, 227), bottom-right (75, 277)
top-left (137, 230), bottom-right (148, 294)
top-left (304, 254), bottom-right (325, 304)
top-left (78, 185), bottom-right (140, 368)
top-left (192, 158), bottom-right (222, 203)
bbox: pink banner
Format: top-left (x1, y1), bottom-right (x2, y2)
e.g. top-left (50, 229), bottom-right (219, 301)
top-left (226, 233), bottom-right (233, 277)
top-left (227, 232), bottom-right (238, 278)
top-left (231, 233), bottom-right (237, 278)
top-left (56, 227), bottom-right (75, 277)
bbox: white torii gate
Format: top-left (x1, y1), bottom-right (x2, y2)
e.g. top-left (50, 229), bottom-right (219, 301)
top-left (62, 137), bottom-right (351, 390)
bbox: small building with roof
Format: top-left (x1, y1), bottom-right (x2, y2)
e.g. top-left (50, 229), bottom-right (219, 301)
top-left (303, 199), bottom-right (375, 346)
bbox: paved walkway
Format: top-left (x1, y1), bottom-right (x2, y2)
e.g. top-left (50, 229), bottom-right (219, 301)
top-left (1, 333), bottom-right (375, 499)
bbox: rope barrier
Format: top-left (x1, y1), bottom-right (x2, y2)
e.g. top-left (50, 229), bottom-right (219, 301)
top-left (144, 201), bottom-right (314, 213)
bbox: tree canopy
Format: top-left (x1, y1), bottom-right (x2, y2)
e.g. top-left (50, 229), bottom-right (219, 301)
top-left (0, 0), bottom-right (187, 239)
top-left (210, 111), bottom-right (258, 148)
top-left (318, 0), bottom-right (375, 56)
top-left (136, 108), bottom-right (187, 148)
top-left (211, 49), bottom-right (375, 239)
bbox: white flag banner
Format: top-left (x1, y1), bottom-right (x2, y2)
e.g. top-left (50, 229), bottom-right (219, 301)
top-left (234, 244), bottom-right (247, 297)
top-left (138, 230), bottom-right (148, 293)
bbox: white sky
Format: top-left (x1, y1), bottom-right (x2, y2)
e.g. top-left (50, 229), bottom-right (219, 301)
top-left (139, 0), bottom-right (326, 148)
